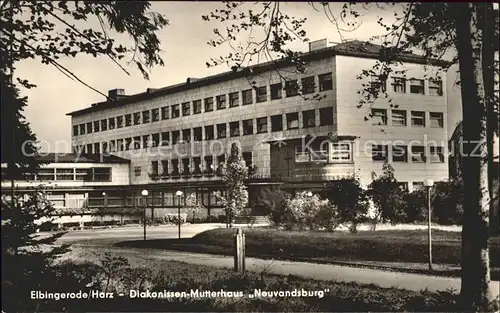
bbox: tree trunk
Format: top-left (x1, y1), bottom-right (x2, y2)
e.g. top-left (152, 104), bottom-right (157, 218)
top-left (452, 3), bottom-right (495, 311)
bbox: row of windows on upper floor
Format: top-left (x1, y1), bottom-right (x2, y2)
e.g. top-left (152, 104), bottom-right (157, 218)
top-left (72, 72), bottom-right (334, 136)
top-left (371, 109), bottom-right (444, 128)
top-left (371, 76), bottom-right (443, 96)
top-left (74, 107), bottom-right (336, 154)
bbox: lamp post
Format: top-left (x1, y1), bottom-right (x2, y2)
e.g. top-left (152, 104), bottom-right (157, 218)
top-left (141, 189), bottom-right (148, 241)
top-left (176, 190), bottom-right (184, 239)
top-left (423, 178), bottom-right (434, 271)
top-left (101, 192), bottom-right (107, 223)
top-left (307, 191), bottom-right (313, 197)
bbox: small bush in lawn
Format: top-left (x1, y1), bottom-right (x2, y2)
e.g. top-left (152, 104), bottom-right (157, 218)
top-left (254, 186), bottom-right (291, 226)
top-left (285, 191), bottom-right (333, 230)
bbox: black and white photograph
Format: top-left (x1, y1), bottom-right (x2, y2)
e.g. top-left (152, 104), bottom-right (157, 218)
top-left (1, 1), bottom-right (499, 312)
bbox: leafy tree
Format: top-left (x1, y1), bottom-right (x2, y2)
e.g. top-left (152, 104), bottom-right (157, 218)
top-left (219, 143), bottom-right (249, 228)
top-left (432, 180), bottom-right (464, 225)
top-left (254, 186), bottom-right (290, 226)
top-left (403, 189), bottom-right (427, 224)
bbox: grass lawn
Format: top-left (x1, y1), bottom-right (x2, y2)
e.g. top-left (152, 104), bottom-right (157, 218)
top-left (116, 228), bottom-right (500, 279)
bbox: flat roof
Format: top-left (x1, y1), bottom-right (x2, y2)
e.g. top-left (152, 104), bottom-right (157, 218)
top-left (36, 153), bottom-right (130, 164)
top-left (67, 40), bottom-right (450, 117)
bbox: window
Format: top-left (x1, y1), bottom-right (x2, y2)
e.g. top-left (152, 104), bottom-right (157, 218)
top-left (171, 159), bottom-right (180, 175)
top-left (161, 160), bottom-right (169, 175)
top-left (319, 107), bottom-right (334, 126)
top-left (152, 108), bottom-right (160, 122)
top-left (134, 166), bottom-right (141, 177)
top-left (193, 157), bottom-right (202, 174)
top-left (301, 76), bottom-right (315, 94)
top-left (87, 122), bottom-right (93, 133)
top-left (101, 120), bottom-right (108, 131)
top-left (151, 161), bottom-right (159, 175)
top-left (193, 100), bottom-right (202, 114)
top-left (133, 136), bottom-right (141, 149)
top-left (125, 114), bottom-right (132, 127)
top-left (318, 73), bottom-right (333, 91)
top-left (172, 130), bottom-right (180, 145)
top-left (302, 110), bottom-right (315, 128)
top-left (73, 125), bottom-right (79, 136)
top-left (271, 114), bottom-right (283, 131)
top-left (142, 135), bottom-right (149, 149)
top-left (116, 116), bottom-right (123, 128)
top-left (161, 132), bottom-right (170, 146)
top-left (243, 119), bottom-right (253, 135)
top-left (285, 80), bottom-right (299, 97)
top-left (371, 108), bottom-right (387, 126)
top-left (182, 102), bottom-right (191, 116)
top-left (93, 121), bottom-right (100, 132)
top-left (108, 117), bottom-right (115, 129)
top-left (161, 106), bottom-right (169, 120)
top-left (411, 145), bottom-right (426, 163)
top-left (86, 143), bottom-right (93, 153)
top-left (286, 112), bottom-right (299, 129)
top-left (398, 182), bottom-right (409, 192)
top-left (79, 124), bottom-right (86, 135)
top-left (75, 168), bottom-right (89, 181)
top-left (217, 123), bottom-right (226, 138)
top-left (93, 142), bottom-right (100, 154)
top-left (256, 117), bottom-right (268, 133)
top-left (171, 104), bottom-right (180, 118)
top-left (391, 110), bottom-right (407, 126)
top-left (217, 155), bottom-right (226, 167)
top-left (256, 86), bottom-right (267, 103)
top-left (310, 140), bottom-right (328, 162)
top-left (133, 112), bottom-right (141, 125)
top-left (216, 95), bottom-right (226, 110)
top-left (204, 97), bottom-right (214, 112)
top-left (125, 138), bottom-right (132, 150)
top-left (392, 145), bottom-right (408, 162)
top-left (270, 83), bottom-right (282, 100)
top-left (182, 129), bottom-right (191, 143)
top-left (182, 158), bottom-right (190, 174)
top-left (331, 142), bottom-right (352, 163)
top-left (429, 79), bottom-right (443, 96)
top-left (391, 77), bottom-right (406, 93)
top-left (372, 145), bottom-right (388, 162)
top-left (410, 78), bottom-right (425, 94)
top-left (430, 112), bottom-right (444, 128)
top-left (204, 156), bottom-right (214, 173)
top-left (242, 152), bottom-right (253, 168)
top-left (413, 181), bottom-right (424, 191)
top-left (193, 127), bottom-right (202, 141)
top-left (370, 75), bottom-right (387, 92)
top-left (37, 168), bottom-right (56, 181)
top-left (142, 110), bottom-right (150, 123)
top-left (152, 133), bottom-right (160, 147)
top-left (411, 111), bottom-right (426, 127)
top-left (430, 146), bottom-right (444, 163)
top-left (295, 146), bottom-right (310, 163)
top-left (242, 89), bottom-right (253, 105)
top-left (229, 92), bottom-right (239, 107)
top-left (55, 168), bottom-right (74, 181)
top-left (205, 125), bottom-right (214, 140)
top-left (108, 140), bottom-right (116, 152)
top-left (230, 121), bottom-right (240, 137)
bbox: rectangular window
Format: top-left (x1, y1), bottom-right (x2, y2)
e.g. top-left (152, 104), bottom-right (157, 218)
top-left (151, 161), bottom-right (159, 175)
top-left (217, 123), bottom-right (226, 138)
top-left (151, 133), bottom-right (160, 147)
top-left (205, 125), bottom-right (214, 140)
top-left (229, 92), bottom-right (239, 107)
top-left (285, 80), bottom-right (299, 97)
top-left (172, 130), bottom-right (180, 145)
top-left (370, 75), bottom-right (387, 92)
top-left (271, 114), bottom-right (283, 132)
top-left (86, 122), bottom-right (93, 133)
top-left (371, 108), bottom-right (387, 126)
top-left (216, 95), bottom-right (226, 110)
top-left (372, 145), bottom-right (388, 162)
top-left (319, 107), bottom-right (334, 126)
top-left (301, 76), bottom-right (315, 94)
top-left (86, 143), bottom-right (93, 153)
top-left (430, 112), bottom-right (444, 128)
top-left (391, 77), bottom-right (406, 93)
top-left (331, 142), bottom-right (352, 163)
top-left (230, 121), bottom-right (240, 137)
top-left (109, 140), bottom-right (116, 152)
top-left (116, 116), bottom-right (123, 128)
top-left (125, 138), bottom-right (132, 150)
top-left (217, 155), bottom-right (226, 167)
top-left (171, 104), bottom-right (180, 118)
top-left (161, 106), bottom-right (169, 120)
top-left (108, 117), bottom-right (115, 130)
top-left (310, 140), bottom-right (328, 162)
top-left (171, 159), bottom-right (180, 175)
top-left (204, 97), bottom-right (214, 112)
top-left (182, 102), bottom-right (191, 116)
top-left (134, 166), bottom-right (141, 177)
top-left (142, 110), bottom-right (150, 123)
top-left (182, 129), bottom-right (191, 143)
top-left (204, 156), bottom-right (214, 173)
top-left (193, 157), bottom-right (202, 174)
top-left (295, 146), bottom-right (309, 163)
top-left (193, 127), bottom-right (202, 142)
top-left (93, 142), bottom-right (100, 154)
top-left (242, 89), bottom-right (253, 105)
top-left (392, 145), bottom-right (408, 162)
top-left (398, 182), bottom-right (409, 192)
top-left (37, 168), bottom-right (56, 181)
top-left (75, 168), bottom-right (90, 181)
top-left (115, 139), bottom-right (123, 152)
top-left (55, 168), bottom-right (74, 181)
top-left (318, 73), bottom-right (333, 91)
top-left (161, 160), bottom-right (169, 175)
top-left (411, 145), bottom-right (426, 163)
top-left (152, 108), bottom-right (160, 122)
top-left (142, 135), bottom-right (149, 149)
top-left (410, 78), bottom-right (425, 94)
top-left (125, 114), bottom-right (132, 126)
top-left (302, 110), bottom-right (315, 128)
top-left (92, 167), bottom-right (111, 182)
top-left (270, 83), bottom-right (282, 100)
top-left (429, 79), bottom-right (443, 96)
top-left (430, 146), bottom-right (444, 163)
top-left (242, 152), bottom-right (253, 168)
top-left (79, 124), bottom-right (86, 135)
top-left (182, 158), bottom-right (190, 174)
top-left (411, 111), bottom-right (426, 127)
top-left (256, 117), bottom-right (268, 133)
top-left (73, 125), bottom-right (79, 136)
top-left (193, 100), bottom-right (202, 114)
top-left (391, 110), bottom-right (407, 126)
top-left (133, 136), bottom-right (141, 149)
top-left (102, 141), bottom-right (108, 153)
top-left (413, 181), bottom-right (424, 191)
top-left (161, 132), bottom-right (170, 146)
top-left (133, 112), bottom-right (141, 125)
top-left (243, 119), bottom-right (253, 135)
top-left (93, 121), bottom-right (100, 132)
top-left (256, 86), bottom-right (267, 102)
top-left (286, 112), bottom-right (299, 129)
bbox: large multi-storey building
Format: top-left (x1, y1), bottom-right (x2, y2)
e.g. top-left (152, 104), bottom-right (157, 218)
top-left (66, 39), bottom-right (449, 216)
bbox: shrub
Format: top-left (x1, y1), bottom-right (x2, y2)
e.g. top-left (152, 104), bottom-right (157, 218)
top-left (403, 189), bottom-right (427, 223)
top-left (431, 179), bottom-right (463, 225)
top-left (254, 186), bottom-right (291, 226)
top-left (285, 191), bottom-right (334, 230)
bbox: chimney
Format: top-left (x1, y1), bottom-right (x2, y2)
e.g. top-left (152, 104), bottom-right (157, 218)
top-left (186, 77), bottom-right (199, 84)
top-left (308, 38), bottom-right (328, 52)
top-left (108, 88), bottom-right (125, 101)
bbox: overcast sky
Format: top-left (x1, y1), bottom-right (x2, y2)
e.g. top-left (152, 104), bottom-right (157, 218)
top-left (16, 2), bottom-right (462, 152)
